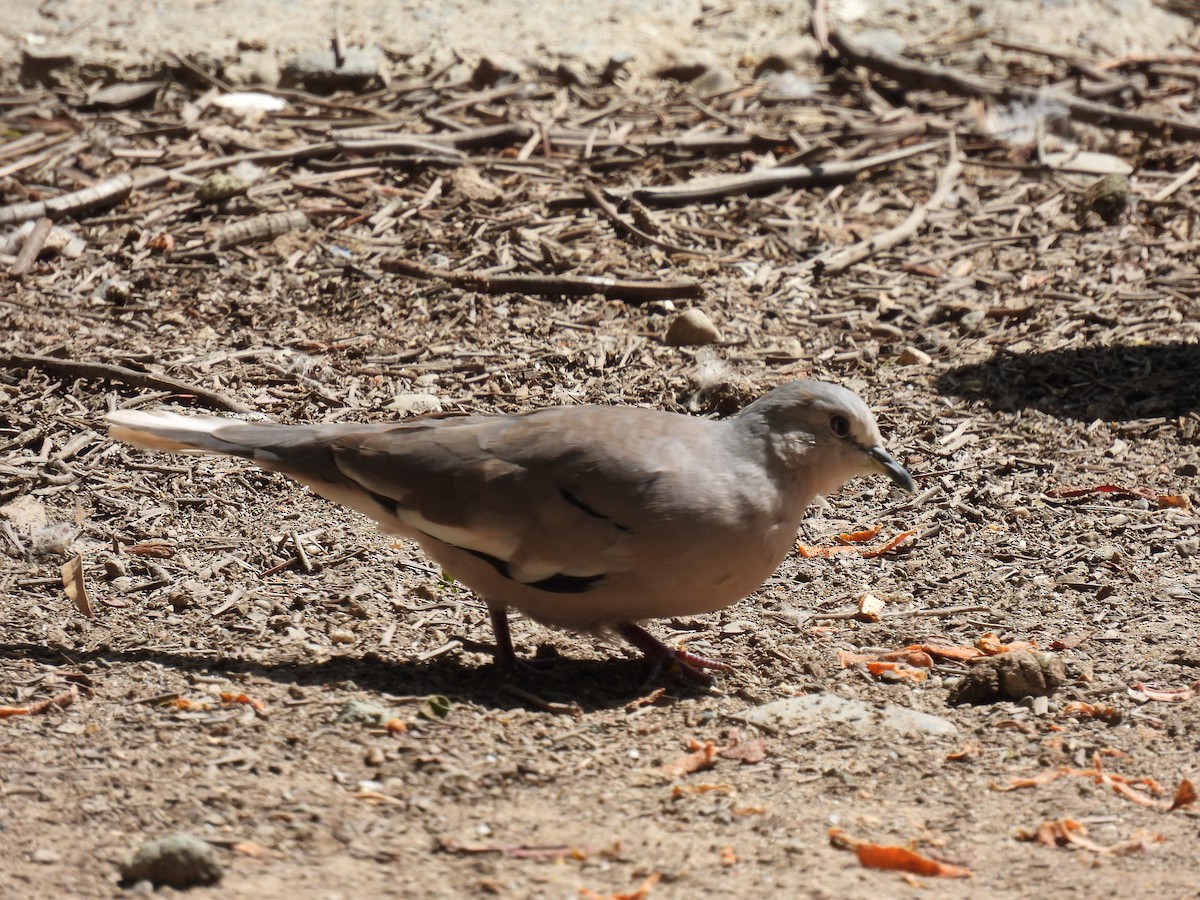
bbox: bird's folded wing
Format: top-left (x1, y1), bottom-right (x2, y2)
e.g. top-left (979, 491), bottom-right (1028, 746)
top-left (328, 407), bottom-right (725, 585)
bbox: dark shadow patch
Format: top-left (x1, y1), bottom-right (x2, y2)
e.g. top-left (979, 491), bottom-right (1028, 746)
top-left (0, 640), bottom-right (713, 713)
top-left (937, 342), bottom-right (1200, 421)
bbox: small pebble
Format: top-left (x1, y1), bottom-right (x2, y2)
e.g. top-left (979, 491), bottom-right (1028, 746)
top-left (665, 309), bottom-right (721, 346)
top-left (32, 848), bottom-right (61, 864)
top-left (898, 346), bottom-right (932, 366)
top-left (958, 309), bottom-right (986, 333)
top-left (329, 628), bottom-right (356, 645)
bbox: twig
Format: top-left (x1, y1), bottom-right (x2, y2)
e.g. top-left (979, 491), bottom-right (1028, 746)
top-left (0, 173), bottom-right (134, 226)
top-left (621, 140), bottom-right (944, 207)
top-left (580, 182), bottom-right (698, 255)
top-left (813, 136), bottom-right (963, 275)
top-left (10, 217), bottom-right (53, 274)
top-left (830, 29), bottom-right (1200, 142)
top-left (0, 353), bottom-right (254, 413)
top-left (210, 210), bottom-right (310, 249)
top-left (382, 258), bottom-right (704, 303)
top-left (500, 683), bottom-right (582, 716)
top-left (811, 0), bottom-right (830, 55)
top-left (900, 604), bottom-right (996, 618)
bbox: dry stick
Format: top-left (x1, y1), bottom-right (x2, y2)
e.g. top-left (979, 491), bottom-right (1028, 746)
top-left (813, 140), bottom-right (964, 275)
top-left (382, 258), bottom-right (704, 303)
top-left (0, 173), bottom-right (134, 227)
top-left (211, 210), bottom-right (310, 249)
top-left (0, 353), bottom-right (254, 413)
top-left (621, 140), bottom-right (945, 207)
top-left (0, 126), bottom-right (535, 226)
top-left (580, 183), bottom-right (699, 256)
top-left (10, 217), bottom-right (53, 275)
top-left (829, 29), bottom-right (1200, 142)
top-left (811, 0), bottom-right (831, 54)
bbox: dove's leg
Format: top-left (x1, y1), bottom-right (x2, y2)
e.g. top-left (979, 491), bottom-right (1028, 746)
top-left (614, 622), bottom-right (732, 684)
top-left (458, 607), bottom-right (555, 673)
top-left (488, 606), bottom-right (518, 669)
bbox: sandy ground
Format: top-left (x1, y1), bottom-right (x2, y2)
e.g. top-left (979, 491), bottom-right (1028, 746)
top-left (3, 0), bottom-right (1200, 898)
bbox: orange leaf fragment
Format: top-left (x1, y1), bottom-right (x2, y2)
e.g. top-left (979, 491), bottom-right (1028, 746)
top-left (720, 845), bottom-right (737, 866)
top-left (839, 648), bottom-right (934, 669)
top-left (797, 529), bottom-right (917, 558)
top-left (854, 843), bottom-right (971, 878)
top-left (232, 841), bottom-right (279, 858)
top-left (1169, 778), bottom-right (1197, 811)
top-left (672, 783), bottom-right (735, 798)
top-left (1062, 701), bottom-right (1119, 722)
top-left (579, 872), bottom-right (661, 900)
top-left (837, 526), bottom-right (883, 545)
top-left (993, 768), bottom-right (1066, 791)
top-left (0, 685), bottom-right (77, 719)
top-left (172, 698), bottom-right (213, 711)
top-left (860, 529), bottom-right (919, 557)
top-left (220, 692), bottom-right (266, 712)
top-left (661, 740), bottom-right (717, 778)
top-left (625, 687), bottom-right (666, 711)
top-left (945, 740), bottom-right (984, 762)
top-left (1157, 494), bottom-right (1191, 509)
top-left (717, 736), bottom-right (767, 764)
top-left (866, 660), bottom-right (928, 682)
top-left (828, 829), bottom-right (972, 878)
top-left (1018, 818), bottom-right (1085, 847)
top-left (1018, 819), bottom-right (1162, 855)
top-left (384, 717), bottom-right (408, 733)
top-left (976, 632), bottom-right (1037, 655)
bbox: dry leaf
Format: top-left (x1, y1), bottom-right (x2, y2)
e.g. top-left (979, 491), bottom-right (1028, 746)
top-left (0, 685), bottom-right (78, 719)
top-left (1169, 778), bottom-right (1197, 811)
top-left (220, 692), bottom-right (266, 712)
top-left (829, 828), bottom-right (971, 878)
top-left (660, 739), bottom-right (716, 777)
top-left (1134, 682), bottom-right (1195, 703)
top-left (866, 660), bottom-right (928, 681)
top-left (61, 553), bottom-right (94, 619)
top-left (580, 872), bottom-right (661, 900)
top-left (672, 782), bottom-right (735, 799)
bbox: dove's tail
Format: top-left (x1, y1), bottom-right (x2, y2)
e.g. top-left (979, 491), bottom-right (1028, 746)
top-left (104, 409), bottom-right (361, 477)
top-left (105, 409), bottom-right (407, 527)
top-left (106, 410), bottom-right (263, 457)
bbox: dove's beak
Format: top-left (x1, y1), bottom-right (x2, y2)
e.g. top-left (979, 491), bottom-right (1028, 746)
top-left (866, 446), bottom-right (916, 493)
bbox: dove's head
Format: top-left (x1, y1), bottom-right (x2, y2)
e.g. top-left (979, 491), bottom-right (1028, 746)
top-left (737, 381), bottom-right (915, 498)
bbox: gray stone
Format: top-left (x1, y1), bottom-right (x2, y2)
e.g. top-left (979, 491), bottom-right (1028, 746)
top-left (739, 693), bottom-right (958, 738)
top-left (282, 46), bottom-right (382, 92)
top-left (693, 66), bottom-right (737, 94)
top-left (120, 833), bottom-right (221, 888)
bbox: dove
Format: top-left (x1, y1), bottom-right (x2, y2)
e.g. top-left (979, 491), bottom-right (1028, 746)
top-left (106, 381), bottom-right (914, 681)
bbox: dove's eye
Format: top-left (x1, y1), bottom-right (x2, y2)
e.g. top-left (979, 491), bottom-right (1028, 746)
top-left (830, 415), bottom-right (850, 437)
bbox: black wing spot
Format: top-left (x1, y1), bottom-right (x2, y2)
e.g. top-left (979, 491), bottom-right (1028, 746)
top-left (560, 487), bottom-right (632, 533)
top-left (366, 488), bottom-right (399, 512)
top-left (463, 548), bottom-right (604, 595)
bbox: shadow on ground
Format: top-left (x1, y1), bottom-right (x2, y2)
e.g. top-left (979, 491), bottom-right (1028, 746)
top-left (0, 641), bottom-right (708, 712)
top-left (937, 342), bottom-right (1200, 420)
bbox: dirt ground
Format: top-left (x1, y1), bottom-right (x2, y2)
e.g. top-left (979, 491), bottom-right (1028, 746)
top-left (3, 1), bottom-right (1200, 898)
